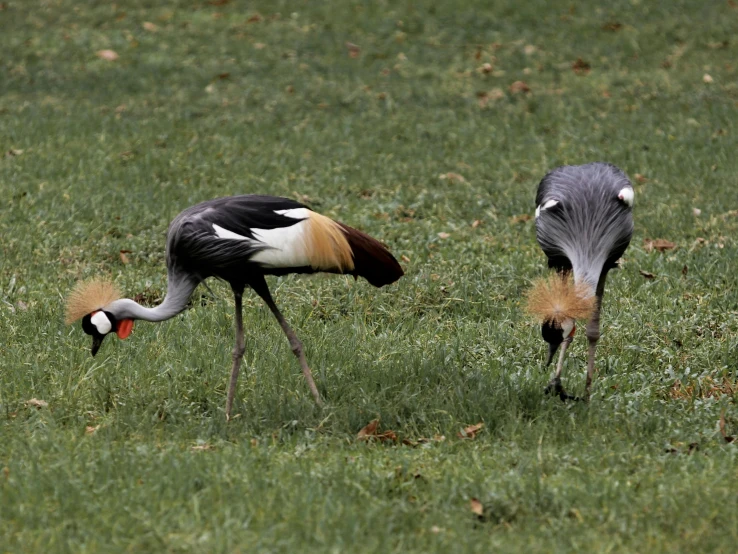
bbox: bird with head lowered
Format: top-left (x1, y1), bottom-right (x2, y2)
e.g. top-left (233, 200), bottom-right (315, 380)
top-left (65, 194), bottom-right (404, 420)
top-left (526, 162), bottom-right (634, 400)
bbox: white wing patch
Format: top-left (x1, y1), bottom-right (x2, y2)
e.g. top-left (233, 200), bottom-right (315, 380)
top-left (274, 208), bottom-right (311, 219)
top-left (617, 187), bottom-right (634, 207)
top-left (535, 199), bottom-right (559, 218)
top-left (213, 224), bottom-right (250, 241)
top-left (91, 311), bottom-right (112, 335)
top-left (212, 211), bottom-right (312, 269)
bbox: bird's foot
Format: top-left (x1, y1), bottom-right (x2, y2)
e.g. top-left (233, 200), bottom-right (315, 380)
top-left (544, 378), bottom-right (581, 402)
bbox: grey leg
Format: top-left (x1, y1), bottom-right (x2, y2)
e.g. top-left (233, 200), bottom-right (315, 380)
top-left (584, 276), bottom-right (607, 399)
top-left (250, 276), bottom-right (322, 406)
top-left (545, 336), bottom-right (573, 401)
top-left (225, 287), bottom-right (246, 421)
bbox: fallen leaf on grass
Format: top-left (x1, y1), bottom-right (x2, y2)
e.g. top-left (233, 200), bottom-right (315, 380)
top-left (477, 62), bottom-right (493, 74)
top-left (634, 173), bottom-right (648, 183)
top-left (26, 398), bottom-right (48, 409)
top-left (471, 219), bottom-right (481, 228)
top-left (470, 498), bottom-right (484, 516)
top-left (458, 422), bottom-right (484, 439)
top-left (720, 413), bottom-right (735, 443)
top-left (437, 232), bottom-right (450, 239)
top-left (509, 80), bottom-right (531, 94)
top-left (85, 425), bottom-right (100, 434)
top-left (510, 214), bottom-right (532, 224)
top-left (142, 21), bottom-right (158, 32)
top-left (639, 269), bottom-right (655, 279)
top-left (401, 255), bottom-right (411, 263)
top-left (191, 444), bottom-right (215, 451)
top-left (254, 42), bottom-right (266, 50)
top-left (119, 250), bottom-right (131, 264)
top-left (644, 238), bottom-right (676, 253)
top-left (96, 49), bottom-right (119, 61)
top-left (356, 419), bottom-right (398, 443)
top-left (602, 21), bottom-right (623, 31)
top-left (247, 13), bottom-right (263, 23)
top-left (703, 74), bottom-right (713, 84)
top-left (572, 57), bottom-right (591, 75)
top-left (438, 172), bottom-right (466, 183)
top-left (345, 42), bottom-right (361, 58)
top-left (6, 148), bottom-right (23, 157)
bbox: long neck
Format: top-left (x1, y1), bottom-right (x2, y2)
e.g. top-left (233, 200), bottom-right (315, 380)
top-left (107, 273), bottom-right (200, 322)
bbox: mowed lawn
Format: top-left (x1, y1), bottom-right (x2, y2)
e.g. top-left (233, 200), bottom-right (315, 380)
top-left (1, 0), bottom-right (737, 551)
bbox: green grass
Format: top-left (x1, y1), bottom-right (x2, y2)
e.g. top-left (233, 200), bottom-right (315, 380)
top-left (1, 0), bottom-right (738, 551)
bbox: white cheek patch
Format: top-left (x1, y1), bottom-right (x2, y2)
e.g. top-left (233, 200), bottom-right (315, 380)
top-left (535, 199), bottom-right (559, 218)
top-left (90, 311), bottom-right (112, 335)
top-left (618, 187), bottom-right (634, 207)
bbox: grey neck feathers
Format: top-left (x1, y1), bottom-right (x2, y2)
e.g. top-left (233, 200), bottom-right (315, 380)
top-left (105, 274), bottom-right (199, 322)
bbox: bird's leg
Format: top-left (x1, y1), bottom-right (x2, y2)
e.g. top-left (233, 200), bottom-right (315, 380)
top-left (584, 278), bottom-right (607, 400)
top-left (225, 287), bottom-right (246, 421)
top-left (545, 336), bottom-right (573, 401)
top-left (250, 277), bottom-right (322, 406)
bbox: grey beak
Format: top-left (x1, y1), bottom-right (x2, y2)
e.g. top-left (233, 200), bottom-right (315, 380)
top-left (91, 335), bottom-right (105, 357)
top-left (545, 342), bottom-right (559, 367)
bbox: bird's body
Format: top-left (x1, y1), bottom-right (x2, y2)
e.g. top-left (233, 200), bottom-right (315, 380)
top-left (66, 195), bottom-right (404, 418)
top-left (530, 162), bottom-right (634, 399)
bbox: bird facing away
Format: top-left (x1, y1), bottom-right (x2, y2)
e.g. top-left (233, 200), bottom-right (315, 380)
top-left (526, 162), bottom-right (634, 400)
top-left (65, 195), bottom-right (404, 419)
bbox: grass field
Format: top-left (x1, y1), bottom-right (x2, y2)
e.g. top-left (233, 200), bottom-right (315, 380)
top-left (2, 0), bottom-right (738, 551)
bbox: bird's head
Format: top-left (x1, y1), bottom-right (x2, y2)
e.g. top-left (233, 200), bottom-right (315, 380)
top-left (525, 274), bottom-right (595, 365)
top-left (65, 279), bottom-right (134, 356)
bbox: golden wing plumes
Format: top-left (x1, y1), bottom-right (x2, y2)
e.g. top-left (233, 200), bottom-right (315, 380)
top-left (525, 274), bottom-right (595, 326)
top-left (64, 278), bottom-right (121, 324)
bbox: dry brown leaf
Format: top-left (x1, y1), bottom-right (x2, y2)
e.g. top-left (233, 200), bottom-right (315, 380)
top-left (143, 21), bottom-right (158, 32)
top-left (401, 255), bottom-right (411, 263)
top-left (254, 42), bottom-right (266, 50)
top-left (470, 498), bottom-right (484, 516)
top-left (719, 413), bottom-right (735, 443)
top-left (6, 148), bottom-right (23, 157)
top-left (119, 250), bottom-right (130, 264)
top-left (478, 62), bottom-right (493, 74)
top-left (510, 214), bottom-right (532, 224)
top-left (509, 80), bottom-right (531, 94)
top-left (26, 398), bottom-right (48, 409)
top-left (572, 57), bottom-right (591, 75)
top-left (345, 42), bottom-right (361, 58)
top-left (439, 172), bottom-right (466, 183)
top-left (247, 13), bottom-right (263, 23)
top-left (602, 21), bottom-right (623, 31)
top-left (639, 269), bottom-right (655, 279)
top-left (96, 49), bottom-right (119, 61)
top-left (644, 238), bottom-right (676, 253)
top-left (437, 232), bottom-right (450, 239)
top-left (458, 422), bottom-right (484, 439)
top-left (357, 419), bottom-right (379, 440)
top-left (191, 444), bottom-right (214, 451)
top-left (703, 74), bottom-right (714, 84)
top-left (471, 219), bottom-right (481, 228)
top-left (634, 173), bottom-right (648, 183)
top-left (85, 425), bottom-right (100, 434)
top-left (692, 208), bottom-right (702, 216)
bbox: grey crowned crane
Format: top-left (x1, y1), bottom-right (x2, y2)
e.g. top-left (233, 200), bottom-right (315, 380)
top-left (526, 162), bottom-right (634, 400)
top-left (65, 195), bottom-right (404, 419)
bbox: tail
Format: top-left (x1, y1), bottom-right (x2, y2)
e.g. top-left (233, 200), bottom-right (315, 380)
top-left (338, 223), bottom-right (404, 287)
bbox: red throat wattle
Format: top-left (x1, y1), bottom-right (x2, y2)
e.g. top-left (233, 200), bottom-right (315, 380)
top-left (568, 324), bottom-right (576, 338)
top-left (116, 319), bottom-right (134, 339)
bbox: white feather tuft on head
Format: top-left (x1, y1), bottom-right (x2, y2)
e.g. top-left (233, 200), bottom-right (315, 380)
top-left (618, 187), bottom-right (634, 207)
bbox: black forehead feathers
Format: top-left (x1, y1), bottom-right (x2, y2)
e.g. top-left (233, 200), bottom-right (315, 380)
top-left (541, 321), bottom-right (564, 345)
